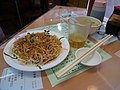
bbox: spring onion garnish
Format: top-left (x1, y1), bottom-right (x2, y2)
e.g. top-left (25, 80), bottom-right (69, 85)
top-left (59, 37), bottom-right (64, 40)
top-left (44, 30), bottom-right (50, 37)
top-left (27, 33), bottom-right (34, 43)
top-left (36, 65), bottom-right (42, 69)
top-left (4, 52), bottom-right (18, 59)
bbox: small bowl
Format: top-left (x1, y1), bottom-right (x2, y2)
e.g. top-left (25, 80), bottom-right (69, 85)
top-left (75, 47), bottom-right (102, 66)
top-left (76, 16), bottom-right (102, 34)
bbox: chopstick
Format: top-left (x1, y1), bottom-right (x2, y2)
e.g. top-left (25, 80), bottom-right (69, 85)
top-left (56, 35), bottom-right (113, 77)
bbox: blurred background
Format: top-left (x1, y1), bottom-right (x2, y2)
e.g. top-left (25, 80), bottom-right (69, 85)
top-left (0, 0), bottom-right (120, 43)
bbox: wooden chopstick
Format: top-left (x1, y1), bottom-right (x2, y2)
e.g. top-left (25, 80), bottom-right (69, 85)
top-left (56, 35), bottom-right (113, 77)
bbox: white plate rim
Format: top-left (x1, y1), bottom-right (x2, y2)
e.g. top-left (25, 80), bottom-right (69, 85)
top-left (3, 30), bottom-right (70, 71)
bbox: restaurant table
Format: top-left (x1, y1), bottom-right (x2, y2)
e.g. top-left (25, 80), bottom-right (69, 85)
top-left (0, 6), bottom-right (120, 90)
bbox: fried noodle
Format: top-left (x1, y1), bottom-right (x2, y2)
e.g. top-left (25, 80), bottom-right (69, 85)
top-left (12, 31), bottom-right (62, 66)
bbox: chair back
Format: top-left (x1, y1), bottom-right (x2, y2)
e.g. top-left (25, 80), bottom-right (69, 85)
top-left (67, 0), bottom-right (95, 15)
top-left (47, 0), bottom-right (95, 15)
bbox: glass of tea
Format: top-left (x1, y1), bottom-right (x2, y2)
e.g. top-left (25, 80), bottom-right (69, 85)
top-left (68, 17), bottom-right (91, 48)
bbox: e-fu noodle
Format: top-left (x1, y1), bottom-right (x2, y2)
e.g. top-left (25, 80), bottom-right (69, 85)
top-left (12, 31), bottom-right (62, 66)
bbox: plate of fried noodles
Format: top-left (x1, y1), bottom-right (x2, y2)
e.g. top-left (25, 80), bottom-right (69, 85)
top-left (3, 30), bottom-right (70, 71)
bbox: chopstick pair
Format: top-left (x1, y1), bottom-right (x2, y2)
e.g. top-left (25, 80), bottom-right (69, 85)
top-left (56, 35), bottom-right (113, 78)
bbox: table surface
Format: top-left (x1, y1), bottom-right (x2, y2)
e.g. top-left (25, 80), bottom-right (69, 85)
top-left (0, 6), bottom-right (120, 90)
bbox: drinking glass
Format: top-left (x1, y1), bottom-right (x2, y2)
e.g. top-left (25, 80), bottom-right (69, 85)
top-left (68, 17), bottom-right (91, 48)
